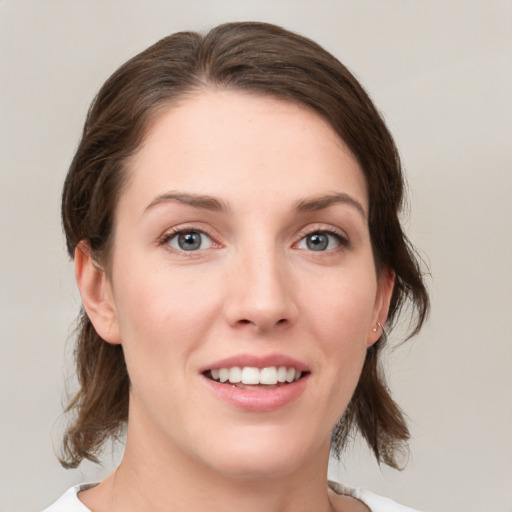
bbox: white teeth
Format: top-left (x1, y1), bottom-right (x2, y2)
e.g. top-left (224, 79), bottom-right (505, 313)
top-left (277, 366), bottom-right (288, 382)
top-left (260, 367), bottom-right (278, 385)
top-left (228, 367), bottom-right (242, 383)
top-left (209, 366), bottom-right (304, 385)
top-left (241, 367), bottom-right (260, 385)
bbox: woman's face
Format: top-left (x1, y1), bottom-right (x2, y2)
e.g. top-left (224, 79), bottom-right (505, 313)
top-left (85, 90), bottom-right (393, 478)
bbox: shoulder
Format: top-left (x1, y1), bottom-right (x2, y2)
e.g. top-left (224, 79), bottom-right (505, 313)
top-left (328, 481), bottom-right (422, 512)
top-left (41, 483), bottom-right (97, 512)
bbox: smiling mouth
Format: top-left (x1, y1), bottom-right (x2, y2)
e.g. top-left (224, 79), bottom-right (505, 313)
top-left (204, 366), bottom-right (308, 389)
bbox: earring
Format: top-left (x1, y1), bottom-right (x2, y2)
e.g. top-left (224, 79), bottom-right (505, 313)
top-left (372, 321), bottom-right (383, 333)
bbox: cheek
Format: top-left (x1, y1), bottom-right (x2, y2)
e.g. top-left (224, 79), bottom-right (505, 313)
top-left (301, 269), bottom-right (378, 345)
top-left (111, 256), bottom-right (224, 366)
top-left (111, 263), bottom-right (226, 426)
top-left (300, 270), bottom-right (377, 407)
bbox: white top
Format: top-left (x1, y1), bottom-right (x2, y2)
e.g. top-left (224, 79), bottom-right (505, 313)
top-left (41, 481), bottom-right (421, 512)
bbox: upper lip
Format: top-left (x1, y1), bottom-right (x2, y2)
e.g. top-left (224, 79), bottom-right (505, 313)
top-left (200, 353), bottom-right (310, 373)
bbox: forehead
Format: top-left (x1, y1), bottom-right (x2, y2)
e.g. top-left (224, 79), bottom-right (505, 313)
top-left (121, 90), bottom-right (368, 216)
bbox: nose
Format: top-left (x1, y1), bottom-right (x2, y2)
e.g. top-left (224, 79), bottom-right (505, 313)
top-left (223, 245), bottom-right (298, 333)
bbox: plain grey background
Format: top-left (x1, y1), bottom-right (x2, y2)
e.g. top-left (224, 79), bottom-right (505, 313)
top-left (1, 1), bottom-right (511, 511)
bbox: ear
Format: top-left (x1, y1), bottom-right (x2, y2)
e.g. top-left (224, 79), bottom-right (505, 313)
top-left (74, 241), bottom-right (121, 345)
top-left (367, 268), bottom-right (395, 347)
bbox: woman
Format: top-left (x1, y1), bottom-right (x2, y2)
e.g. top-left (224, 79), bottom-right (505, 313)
top-left (44, 22), bottom-right (428, 512)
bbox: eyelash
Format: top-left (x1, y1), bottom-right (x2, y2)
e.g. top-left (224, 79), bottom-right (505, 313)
top-left (295, 226), bottom-right (349, 251)
top-left (159, 225), bottom-right (349, 254)
top-left (159, 226), bottom-right (217, 253)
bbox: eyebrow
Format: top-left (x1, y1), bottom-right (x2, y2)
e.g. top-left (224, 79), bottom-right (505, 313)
top-left (144, 192), bottom-right (229, 214)
top-left (295, 192), bottom-right (367, 220)
top-left (143, 190), bottom-right (366, 220)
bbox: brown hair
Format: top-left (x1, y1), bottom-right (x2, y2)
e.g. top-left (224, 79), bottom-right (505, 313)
top-left (60, 21), bottom-right (429, 469)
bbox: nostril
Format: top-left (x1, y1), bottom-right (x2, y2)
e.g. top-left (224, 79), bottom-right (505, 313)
top-left (239, 319), bottom-right (252, 325)
top-left (236, 318), bottom-right (290, 330)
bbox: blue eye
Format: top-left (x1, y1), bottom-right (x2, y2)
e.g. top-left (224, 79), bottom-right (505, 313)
top-left (297, 231), bottom-right (344, 252)
top-left (167, 231), bottom-right (213, 251)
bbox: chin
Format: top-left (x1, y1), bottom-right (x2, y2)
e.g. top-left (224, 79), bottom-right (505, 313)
top-left (206, 453), bottom-right (304, 480)
top-left (196, 426), bottom-right (328, 479)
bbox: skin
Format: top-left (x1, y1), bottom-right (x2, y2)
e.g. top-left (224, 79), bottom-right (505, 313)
top-left (75, 90), bottom-right (394, 512)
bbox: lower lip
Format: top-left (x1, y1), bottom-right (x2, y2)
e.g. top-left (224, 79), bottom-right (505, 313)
top-left (202, 375), bottom-right (309, 412)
